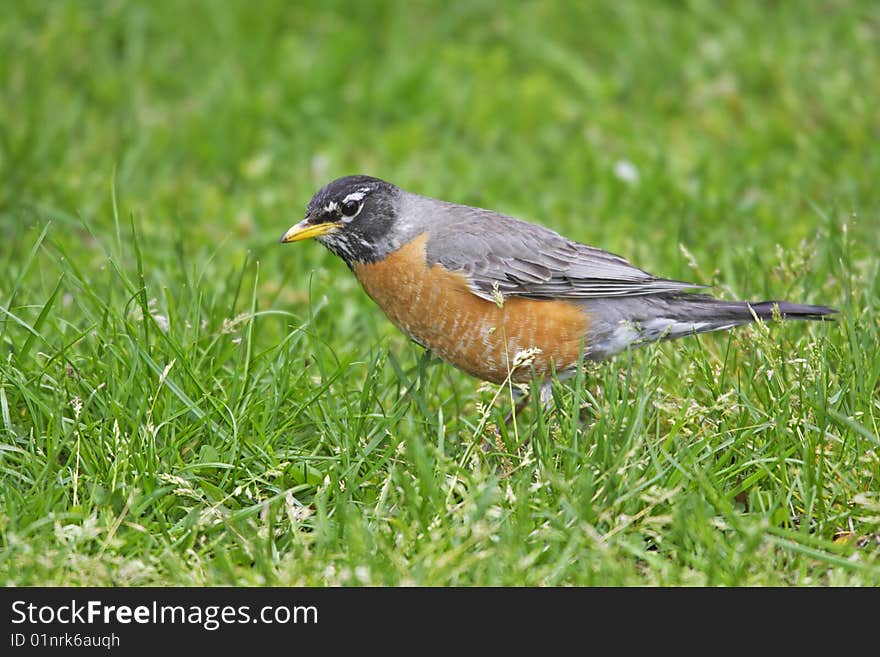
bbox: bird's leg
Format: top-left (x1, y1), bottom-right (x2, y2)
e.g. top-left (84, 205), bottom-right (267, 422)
top-left (502, 379), bottom-right (556, 426)
top-left (503, 387), bottom-right (531, 427)
top-left (539, 380), bottom-right (554, 409)
top-left (394, 349), bottom-right (438, 419)
top-left (415, 349), bottom-right (434, 393)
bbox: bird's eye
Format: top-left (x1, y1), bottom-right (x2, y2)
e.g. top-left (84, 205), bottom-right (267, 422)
top-left (341, 200), bottom-right (360, 217)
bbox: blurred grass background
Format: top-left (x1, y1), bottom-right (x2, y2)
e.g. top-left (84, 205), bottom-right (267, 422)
top-left (1, 0), bottom-right (878, 585)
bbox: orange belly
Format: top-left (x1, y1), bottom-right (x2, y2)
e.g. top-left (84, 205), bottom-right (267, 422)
top-left (352, 234), bottom-right (590, 384)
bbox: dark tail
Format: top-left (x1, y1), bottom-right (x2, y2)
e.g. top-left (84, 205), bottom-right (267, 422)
top-left (741, 299), bottom-right (837, 321)
top-left (621, 295), bottom-right (837, 345)
top-left (584, 295), bottom-right (836, 359)
top-left (649, 295), bottom-right (837, 341)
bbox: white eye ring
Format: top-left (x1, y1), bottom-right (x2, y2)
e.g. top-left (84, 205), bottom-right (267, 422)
top-left (340, 199), bottom-right (361, 218)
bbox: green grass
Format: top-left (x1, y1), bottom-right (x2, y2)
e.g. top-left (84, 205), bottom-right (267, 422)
top-left (1, 0), bottom-right (879, 585)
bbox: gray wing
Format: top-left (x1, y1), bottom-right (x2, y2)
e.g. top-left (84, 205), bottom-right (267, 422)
top-left (424, 203), bottom-right (704, 302)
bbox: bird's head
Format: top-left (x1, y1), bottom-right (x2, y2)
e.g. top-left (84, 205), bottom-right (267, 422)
top-left (281, 175), bottom-right (402, 265)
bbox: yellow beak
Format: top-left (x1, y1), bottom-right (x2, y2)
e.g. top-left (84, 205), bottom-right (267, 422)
top-left (279, 217), bottom-right (342, 243)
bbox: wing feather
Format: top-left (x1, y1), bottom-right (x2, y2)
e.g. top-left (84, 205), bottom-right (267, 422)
top-left (423, 202), bottom-right (704, 302)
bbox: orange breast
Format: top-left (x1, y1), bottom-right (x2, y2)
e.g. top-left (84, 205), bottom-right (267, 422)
top-left (352, 233), bottom-right (590, 384)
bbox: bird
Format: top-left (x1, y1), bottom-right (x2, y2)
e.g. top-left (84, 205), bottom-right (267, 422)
top-left (281, 175), bottom-right (835, 405)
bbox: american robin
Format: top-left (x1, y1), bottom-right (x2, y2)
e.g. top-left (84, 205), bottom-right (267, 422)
top-left (281, 175), bottom-right (834, 402)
